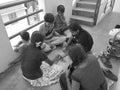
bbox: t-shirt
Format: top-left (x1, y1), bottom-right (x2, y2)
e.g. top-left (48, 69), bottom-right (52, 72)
top-left (71, 54), bottom-right (107, 90)
top-left (54, 14), bottom-right (67, 29)
top-left (39, 23), bottom-right (54, 38)
top-left (54, 14), bottom-right (67, 34)
top-left (21, 44), bottom-right (53, 80)
top-left (71, 29), bottom-right (93, 52)
top-left (14, 40), bottom-right (30, 53)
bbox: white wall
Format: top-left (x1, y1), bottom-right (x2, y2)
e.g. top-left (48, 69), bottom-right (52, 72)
top-left (0, 15), bottom-right (19, 73)
top-left (96, 0), bottom-right (112, 24)
top-left (44, 0), bottom-right (73, 23)
top-left (113, 0), bottom-right (120, 12)
top-left (38, 0), bottom-right (45, 21)
top-left (72, 0), bottom-right (79, 9)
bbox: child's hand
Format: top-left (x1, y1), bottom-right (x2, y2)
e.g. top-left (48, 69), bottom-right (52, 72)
top-left (53, 54), bottom-right (66, 64)
top-left (41, 43), bottom-right (46, 49)
top-left (63, 42), bottom-right (67, 48)
top-left (14, 45), bottom-right (18, 47)
top-left (54, 55), bottom-right (62, 61)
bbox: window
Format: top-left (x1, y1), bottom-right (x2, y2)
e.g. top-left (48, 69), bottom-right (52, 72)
top-left (8, 12), bottom-right (17, 24)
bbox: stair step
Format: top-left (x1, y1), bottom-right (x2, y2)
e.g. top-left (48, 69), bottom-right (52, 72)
top-left (70, 15), bottom-right (94, 26)
top-left (80, 0), bottom-right (97, 2)
top-left (78, 1), bottom-right (96, 5)
top-left (72, 8), bottom-right (95, 18)
top-left (73, 8), bottom-right (95, 13)
top-left (76, 2), bottom-right (96, 9)
top-left (71, 15), bottom-right (94, 23)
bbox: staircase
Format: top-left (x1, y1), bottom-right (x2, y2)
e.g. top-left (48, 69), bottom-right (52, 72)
top-left (71, 0), bottom-right (98, 26)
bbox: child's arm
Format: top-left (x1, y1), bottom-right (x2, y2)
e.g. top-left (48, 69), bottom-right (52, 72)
top-left (54, 15), bottom-right (68, 32)
top-left (45, 33), bottom-right (54, 39)
top-left (14, 41), bottom-right (23, 47)
top-left (66, 36), bottom-right (73, 47)
top-left (45, 29), bottom-right (61, 39)
top-left (54, 26), bottom-right (68, 32)
top-left (54, 30), bottom-right (61, 36)
top-left (14, 44), bottom-right (27, 53)
top-left (14, 41), bottom-right (23, 52)
top-left (59, 15), bottom-right (67, 25)
top-left (45, 28), bottom-right (56, 39)
top-left (41, 43), bottom-right (46, 50)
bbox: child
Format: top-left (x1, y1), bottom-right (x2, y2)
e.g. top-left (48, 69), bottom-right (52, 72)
top-left (99, 25), bottom-right (120, 69)
top-left (54, 5), bottom-right (69, 35)
top-left (34, 30), bottom-right (55, 53)
top-left (60, 44), bottom-right (108, 90)
top-left (21, 31), bottom-right (64, 87)
top-left (14, 31), bottom-right (30, 53)
top-left (64, 22), bottom-right (93, 53)
top-left (39, 13), bottom-right (67, 47)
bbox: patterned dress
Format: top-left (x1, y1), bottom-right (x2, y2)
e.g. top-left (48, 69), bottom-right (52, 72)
top-left (23, 61), bottom-right (64, 87)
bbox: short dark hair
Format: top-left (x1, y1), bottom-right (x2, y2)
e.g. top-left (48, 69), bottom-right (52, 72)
top-left (115, 24), bottom-right (120, 28)
top-left (57, 5), bottom-right (65, 13)
top-left (44, 13), bottom-right (54, 23)
top-left (68, 44), bottom-right (86, 67)
top-left (20, 31), bottom-right (29, 41)
top-left (69, 22), bottom-right (82, 32)
top-left (31, 31), bottom-right (44, 45)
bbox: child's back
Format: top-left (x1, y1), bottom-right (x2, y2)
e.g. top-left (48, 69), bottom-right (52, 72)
top-left (14, 31), bottom-right (30, 53)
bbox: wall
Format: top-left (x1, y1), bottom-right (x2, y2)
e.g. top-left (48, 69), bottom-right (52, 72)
top-left (113, 0), bottom-right (120, 12)
top-left (37, 0), bottom-right (45, 21)
top-left (44, 0), bottom-right (73, 23)
top-left (0, 15), bottom-right (19, 73)
top-left (96, 0), bottom-right (113, 24)
top-left (72, 0), bottom-right (79, 9)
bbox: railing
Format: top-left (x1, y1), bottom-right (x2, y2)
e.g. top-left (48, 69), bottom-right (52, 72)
top-left (94, 0), bottom-right (101, 25)
top-left (0, 0), bottom-right (34, 9)
top-left (0, 0), bottom-right (44, 40)
top-left (4, 9), bottom-right (43, 26)
top-left (9, 20), bottom-right (44, 39)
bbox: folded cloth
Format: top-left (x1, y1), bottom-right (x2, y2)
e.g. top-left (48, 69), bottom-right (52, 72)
top-left (23, 61), bottom-right (64, 87)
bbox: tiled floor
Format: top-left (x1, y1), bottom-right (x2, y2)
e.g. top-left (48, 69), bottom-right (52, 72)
top-left (0, 1), bottom-right (120, 90)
